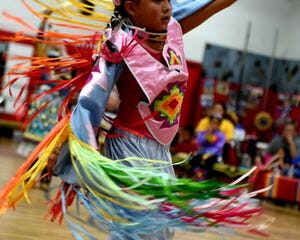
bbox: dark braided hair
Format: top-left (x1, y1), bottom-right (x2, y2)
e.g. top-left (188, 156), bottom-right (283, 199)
top-left (110, 0), bottom-right (138, 29)
top-left (110, 8), bottom-right (124, 29)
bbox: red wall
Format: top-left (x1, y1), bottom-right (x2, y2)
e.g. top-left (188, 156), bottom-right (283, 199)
top-left (179, 61), bottom-right (202, 128)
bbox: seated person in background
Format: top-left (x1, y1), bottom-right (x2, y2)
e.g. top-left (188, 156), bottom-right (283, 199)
top-left (191, 113), bottom-right (226, 180)
top-left (196, 102), bottom-right (236, 165)
top-left (256, 148), bottom-right (285, 176)
top-left (196, 102), bottom-right (235, 142)
top-left (262, 120), bottom-right (298, 176)
top-left (171, 126), bottom-right (198, 155)
top-left (171, 127), bottom-right (198, 177)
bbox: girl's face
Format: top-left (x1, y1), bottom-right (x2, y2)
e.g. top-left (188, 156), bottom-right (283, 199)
top-left (125, 0), bottom-right (172, 32)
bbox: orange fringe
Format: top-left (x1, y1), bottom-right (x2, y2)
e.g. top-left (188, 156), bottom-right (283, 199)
top-left (0, 114), bottom-right (70, 213)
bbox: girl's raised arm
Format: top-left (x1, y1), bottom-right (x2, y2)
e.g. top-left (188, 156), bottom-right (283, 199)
top-left (172, 0), bottom-right (237, 34)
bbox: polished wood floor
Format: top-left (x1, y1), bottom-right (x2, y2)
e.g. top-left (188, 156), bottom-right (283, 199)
top-left (0, 137), bottom-right (300, 240)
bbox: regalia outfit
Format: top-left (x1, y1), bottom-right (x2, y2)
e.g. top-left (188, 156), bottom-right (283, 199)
top-left (0, 1), bottom-right (266, 240)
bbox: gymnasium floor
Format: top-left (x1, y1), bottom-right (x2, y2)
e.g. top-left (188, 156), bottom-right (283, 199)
top-left (0, 137), bottom-right (300, 240)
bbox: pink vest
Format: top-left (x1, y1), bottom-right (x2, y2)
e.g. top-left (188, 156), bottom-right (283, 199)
top-left (108, 18), bottom-right (188, 145)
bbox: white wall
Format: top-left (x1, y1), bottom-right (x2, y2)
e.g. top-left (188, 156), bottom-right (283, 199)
top-left (284, 0), bottom-right (300, 60)
top-left (183, 0), bottom-right (296, 62)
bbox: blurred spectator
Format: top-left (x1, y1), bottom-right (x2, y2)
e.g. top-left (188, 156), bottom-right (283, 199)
top-left (196, 102), bottom-right (238, 165)
top-left (170, 127), bottom-right (198, 178)
top-left (256, 148), bottom-right (285, 176)
top-left (171, 127), bottom-right (197, 155)
top-left (255, 120), bottom-right (300, 178)
top-left (266, 120), bottom-right (298, 165)
top-left (196, 102), bottom-right (235, 142)
top-left (191, 113), bottom-right (226, 180)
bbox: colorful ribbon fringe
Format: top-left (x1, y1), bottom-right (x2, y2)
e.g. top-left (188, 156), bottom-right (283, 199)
top-left (0, 116), bottom-right (264, 239)
top-left (0, 1), bottom-right (269, 239)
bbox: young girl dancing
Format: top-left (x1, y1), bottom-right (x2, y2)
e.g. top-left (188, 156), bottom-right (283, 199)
top-left (0, 1), bottom-right (267, 239)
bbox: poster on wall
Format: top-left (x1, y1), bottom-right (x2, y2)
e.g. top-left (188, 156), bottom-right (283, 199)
top-left (275, 93), bottom-right (291, 125)
top-left (243, 53), bottom-right (271, 88)
top-left (233, 84), bottom-right (264, 116)
top-left (216, 80), bottom-right (230, 95)
top-left (200, 94), bottom-right (214, 108)
top-left (273, 60), bottom-right (300, 93)
top-left (200, 78), bottom-right (214, 108)
top-left (203, 78), bottom-right (214, 94)
top-left (245, 85), bottom-right (264, 105)
top-left (202, 43), bottom-right (300, 94)
top-left (1, 42), bottom-right (34, 115)
top-left (202, 44), bottom-right (242, 83)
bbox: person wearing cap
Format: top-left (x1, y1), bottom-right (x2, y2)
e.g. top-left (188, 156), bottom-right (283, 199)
top-left (196, 102), bottom-right (235, 142)
top-left (191, 113), bottom-right (226, 179)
